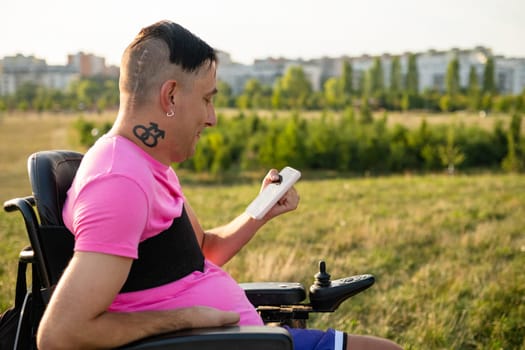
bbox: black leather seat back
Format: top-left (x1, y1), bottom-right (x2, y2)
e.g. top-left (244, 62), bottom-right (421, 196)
top-left (28, 150), bottom-right (83, 226)
top-left (28, 150), bottom-right (83, 286)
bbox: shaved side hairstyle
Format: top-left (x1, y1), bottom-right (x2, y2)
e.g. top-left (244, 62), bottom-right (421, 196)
top-left (119, 20), bottom-right (217, 107)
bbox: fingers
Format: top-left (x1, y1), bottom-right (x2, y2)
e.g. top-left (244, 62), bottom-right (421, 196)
top-left (219, 311), bottom-right (241, 326)
top-left (262, 187), bottom-right (299, 221)
top-left (267, 169), bottom-right (281, 183)
top-left (187, 307), bottom-right (240, 329)
top-left (260, 169), bottom-right (280, 192)
top-left (278, 187), bottom-right (299, 209)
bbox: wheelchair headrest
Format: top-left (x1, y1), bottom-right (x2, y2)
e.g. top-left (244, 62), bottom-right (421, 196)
top-left (28, 150), bottom-right (84, 226)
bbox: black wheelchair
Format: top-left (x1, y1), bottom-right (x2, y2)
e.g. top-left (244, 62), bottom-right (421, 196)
top-left (2, 150), bottom-right (375, 349)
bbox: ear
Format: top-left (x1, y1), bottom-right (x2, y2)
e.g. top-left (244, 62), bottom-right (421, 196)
top-left (160, 80), bottom-right (176, 113)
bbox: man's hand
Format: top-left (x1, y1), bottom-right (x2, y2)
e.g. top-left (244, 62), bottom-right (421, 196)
top-left (182, 306), bottom-right (240, 329)
top-left (190, 168), bottom-right (300, 266)
top-left (260, 169), bottom-right (300, 221)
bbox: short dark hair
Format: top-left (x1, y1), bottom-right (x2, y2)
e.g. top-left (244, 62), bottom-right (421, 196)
top-left (120, 20), bottom-right (217, 105)
top-left (131, 20), bottom-right (217, 73)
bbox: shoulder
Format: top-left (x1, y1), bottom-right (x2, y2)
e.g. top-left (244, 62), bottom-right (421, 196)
top-left (76, 135), bottom-right (161, 191)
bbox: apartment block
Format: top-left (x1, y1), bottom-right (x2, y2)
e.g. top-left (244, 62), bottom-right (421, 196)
top-left (0, 54), bottom-right (79, 96)
top-left (1, 47), bottom-right (524, 97)
top-left (68, 52), bottom-right (107, 77)
top-left (217, 46), bottom-right (525, 96)
top-left (0, 52), bottom-right (118, 96)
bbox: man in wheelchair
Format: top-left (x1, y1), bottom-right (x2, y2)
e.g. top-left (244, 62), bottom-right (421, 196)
top-left (33, 20), bottom-right (401, 350)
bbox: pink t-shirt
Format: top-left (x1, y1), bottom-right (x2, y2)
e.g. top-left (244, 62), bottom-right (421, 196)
top-left (63, 135), bottom-right (263, 325)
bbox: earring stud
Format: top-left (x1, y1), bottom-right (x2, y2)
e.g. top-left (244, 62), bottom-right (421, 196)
top-left (166, 110), bottom-right (175, 117)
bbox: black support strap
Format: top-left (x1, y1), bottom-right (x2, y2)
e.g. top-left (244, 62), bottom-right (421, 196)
top-left (120, 207), bottom-right (205, 293)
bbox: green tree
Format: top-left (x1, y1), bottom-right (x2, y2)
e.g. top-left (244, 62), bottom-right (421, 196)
top-left (305, 113), bottom-right (340, 169)
top-left (215, 80), bottom-right (233, 108)
top-left (277, 66), bottom-right (313, 109)
top-left (341, 60), bottom-right (354, 104)
top-left (501, 130), bottom-right (522, 173)
top-left (274, 114), bottom-right (307, 169)
top-left (103, 79), bottom-right (119, 108)
top-left (15, 81), bottom-right (39, 109)
top-left (74, 118), bottom-right (112, 147)
top-left (467, 66), bottom-right (481, 111)
top-left (501, 113), bottom-right (525, 172)
top-left (208, 132), bottom-right (230, 174)
top-left (439, 95), bottom-right (451, 112)
top-left (480, 92), bottom-right (493, 111)
top-left (509, 113), bottom-right (522, 147)
top-left (33, 86), bottom-right (54, 112)
top-left (257, 122), bottom-right (281, 168)
top-left (421, 88), bottom-right (442, 112)
top-left (407, 119), bottom-right (439, 170)
top-left (405, 53), bottom-right (419, 95)
top-left (519, 90), bottom-right (525, 113)
top-left (438, 125), bottom-right (465, 174)
top-left (492, 95), bottom-right (515, 113)
top-left (359, 96), bottom-right (373, 124)
top-left (356, 71), bottom-right (366, 97)
top-left (323, 77), bottom-right (343, 109)
top-left (239, 78), bottom-right (267, 109)
top-left (483, 57), bottom-right (496, 94)
top-left (401, 92), bottom-right (410, 111)
top-left (386, 56), bottom-right (403, 110)
top-left (361, 70), bottom-right (372, 98)
top-left (370, 57), bottom-right (385, 96)
top-left (446, 57), bottom-right (460, 97)
top-left (271, 81), bottom-right (284, 109)
top-left (70, 79), bottom-right (102, 110)
top-left (0, 97), bottom-right (6, 112)
top-left (390, 56), bottom-right (402, 94)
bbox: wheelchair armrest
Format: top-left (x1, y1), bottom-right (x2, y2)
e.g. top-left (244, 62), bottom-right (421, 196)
top-left (4, 196), bottom-right (53, 288)
top-left (309, 274), bottom-right (375, 312)
top-left (241, 282), bottom-right (306, 306)
top-left (118, 326), bottom-right (292, 350)
top-left (19, 246), bottom-right (35, 263)
top-left (3, 196), bottom-right (35, 211)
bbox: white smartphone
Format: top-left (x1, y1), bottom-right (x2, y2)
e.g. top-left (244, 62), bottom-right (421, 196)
top-left (245, 166), bottom-right (301, 220)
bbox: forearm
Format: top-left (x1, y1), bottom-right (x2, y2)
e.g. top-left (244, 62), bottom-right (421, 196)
top-left (38, 308), bottom-right (190, 350)
top-left (38, 306), bottom-right (238, 350)
top-left (37, 252), bottom-right (239, 350)
top-left (202, 212), bottom-right (267, 266)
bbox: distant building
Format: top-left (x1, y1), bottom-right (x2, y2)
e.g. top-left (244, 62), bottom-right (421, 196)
top-left (0, 52), bottom-right (119, 96)
top-left (0, 54), bottom-right (78, 95)
top-left (495, 56), bottom-right (525, 94)
top-left (217, 46), bottom-right (525, 95)
top-left (67, 52), bottom-right (119, 78)
top-left (216, 52), bottom-right (291, 94)
top-left (1, 47), bottom-right (524, 97)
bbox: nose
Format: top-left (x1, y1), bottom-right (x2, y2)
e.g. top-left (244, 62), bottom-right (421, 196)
top-left (206, 105), bottom-right (217, 127)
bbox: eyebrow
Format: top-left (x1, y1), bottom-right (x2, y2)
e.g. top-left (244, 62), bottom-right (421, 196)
top-left (207, 87), bottom-right (218, 96)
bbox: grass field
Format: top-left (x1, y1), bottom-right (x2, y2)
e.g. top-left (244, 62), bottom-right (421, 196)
top-left (1, 112), bottom-right (524, 349)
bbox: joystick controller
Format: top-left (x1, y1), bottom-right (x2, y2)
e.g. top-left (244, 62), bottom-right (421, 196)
top-left (309, 260), bottom-right (375, 312)
top-left (313, 261), bottom-right (331, 288)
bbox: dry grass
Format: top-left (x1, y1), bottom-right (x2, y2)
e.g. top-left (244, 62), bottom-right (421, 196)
top-left (217, 108), bottom-right (521, 132)
top-left (181, 173), bottom-right (525, 349)
top-left (1, 112), bottom-right (524, 349)
top-left (0, 112), bottom-right (113, 199)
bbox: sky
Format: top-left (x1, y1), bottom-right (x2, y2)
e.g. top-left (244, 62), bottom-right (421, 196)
top-left (1, 0), bottom-right (523, 67)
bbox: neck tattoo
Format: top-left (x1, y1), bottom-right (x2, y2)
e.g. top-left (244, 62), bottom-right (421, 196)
top-left (133, 122), bottom-right (165, 148)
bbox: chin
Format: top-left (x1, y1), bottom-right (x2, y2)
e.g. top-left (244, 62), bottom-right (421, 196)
top-left (187, 150), bottom-right (196, 159)
top-left (171, 154), bottom-right (187, 164)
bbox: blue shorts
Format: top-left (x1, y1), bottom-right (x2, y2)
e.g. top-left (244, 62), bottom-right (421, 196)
top-left (286, 327), bottom-right (347, 350)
